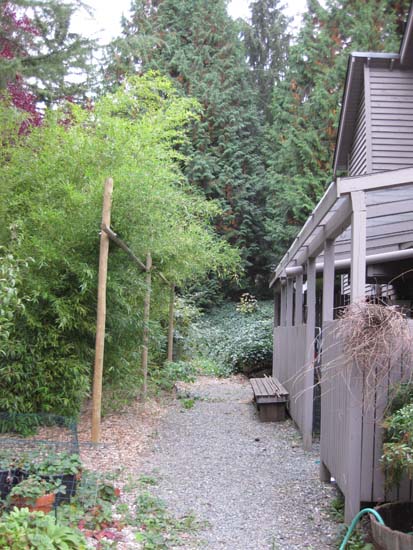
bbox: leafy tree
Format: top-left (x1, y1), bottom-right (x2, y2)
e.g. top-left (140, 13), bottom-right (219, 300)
top-left (0, 72), bottom-right (240, 416)
top-left (104, 0), bottom-right (276, 294)
top-left (265, 0), bottom-right (410, 260)
top-left (0, 0), bottom-right (96, 115)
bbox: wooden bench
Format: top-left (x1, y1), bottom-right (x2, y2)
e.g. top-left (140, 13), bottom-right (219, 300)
top-left (250, 375), bottom-right (289, 422)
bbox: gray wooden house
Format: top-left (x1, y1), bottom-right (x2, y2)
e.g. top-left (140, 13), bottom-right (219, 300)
top-left (270, 7), bottom-right (413, 522)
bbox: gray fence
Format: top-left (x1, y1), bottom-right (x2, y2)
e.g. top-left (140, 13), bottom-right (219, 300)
top-left (274, 320), bottom-right (413, 522)
top-left (273, 324), bottom-right (310, 438)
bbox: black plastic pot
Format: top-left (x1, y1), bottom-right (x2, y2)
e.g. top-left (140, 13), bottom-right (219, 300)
top-left (0, 469), bottom-right (25, 500)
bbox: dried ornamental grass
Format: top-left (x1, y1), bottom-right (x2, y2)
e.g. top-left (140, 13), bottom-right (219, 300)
top-left (336, 301), bottom-right (413, 392)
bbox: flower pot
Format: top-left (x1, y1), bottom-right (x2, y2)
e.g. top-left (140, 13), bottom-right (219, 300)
top-left (11, 492), bottom-right (55, 514)
top-left (370, 502), bottom-right (413, 550)
top-left (40, 473), bottom-right (78, 505)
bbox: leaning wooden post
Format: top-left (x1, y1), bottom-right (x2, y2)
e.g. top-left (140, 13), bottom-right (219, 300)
top-left (91, 177), bottom-right (113, 443)
top-left (142, 252), bottom-right (152, 401)
top-left (167, 284), bottom-right (175, 362)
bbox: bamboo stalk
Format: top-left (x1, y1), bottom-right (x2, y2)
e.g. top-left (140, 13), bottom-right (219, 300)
top-left (91, 178), bottom-right (113, 443)
top-left (167, 283), bottom-right (175, 362)
top-left (142, 252), bottom-right (152, 401)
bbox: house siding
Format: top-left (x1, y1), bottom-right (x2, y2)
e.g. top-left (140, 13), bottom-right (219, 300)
top-left (348, 88), bottom-right (368, 176)
top-left (369, 67), bottom-right (413, 172)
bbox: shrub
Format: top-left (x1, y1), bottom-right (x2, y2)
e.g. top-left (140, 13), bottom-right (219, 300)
top-left (188, 301), bottom-right (273, 375)
top-left (0, 507), bottom-right (87, 550)
top-left (0, 73), bottom-right (240, 416)
top-left (382, 401), bottom-right (413, 487)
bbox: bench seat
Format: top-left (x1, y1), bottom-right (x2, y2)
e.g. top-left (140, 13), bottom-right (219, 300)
top-left (250, 375), bottom-right (289, 422)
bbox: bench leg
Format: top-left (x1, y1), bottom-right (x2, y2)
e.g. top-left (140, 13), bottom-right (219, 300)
top-left (257, 402), bottom-right (286, 422)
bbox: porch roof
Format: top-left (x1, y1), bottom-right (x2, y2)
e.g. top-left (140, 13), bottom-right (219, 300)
top-left (270, 166), bottom-right (413, 287)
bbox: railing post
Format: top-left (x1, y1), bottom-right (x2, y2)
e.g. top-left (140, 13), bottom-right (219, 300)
top-left (303, 257), bottom-right (316, 451)
top-left (344, 191), bottom-right (366, 522)
top-left (280, 279), bottom-right (287, 326)
top-left (320, 238), bottom-right (335, 482)
top-left (286, 277), bottom-right (293, 326)
top-left (294, 271), bottom-right (303, 326)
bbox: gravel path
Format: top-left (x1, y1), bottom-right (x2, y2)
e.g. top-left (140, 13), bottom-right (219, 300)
top-left (140, 375), bottom-right (340, 550)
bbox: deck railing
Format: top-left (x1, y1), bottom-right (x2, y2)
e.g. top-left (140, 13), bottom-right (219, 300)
top-left (273, 319), bottom-right (413, 522)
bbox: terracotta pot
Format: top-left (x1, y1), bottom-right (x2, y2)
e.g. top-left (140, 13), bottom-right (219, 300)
top-left (11, 493), bottom-right (55, 514)
top-left (370, 502), bottom-right (413, 550)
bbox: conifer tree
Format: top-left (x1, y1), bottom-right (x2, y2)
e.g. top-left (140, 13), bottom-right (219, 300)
top-left (105, 0), bottom-right (274, 292)
top-left (266, 0), bottom-right (410, 260)
top-left (243, 0), bottom-right (290, 123)
top-left (0, 0), bottom-right (96, 110)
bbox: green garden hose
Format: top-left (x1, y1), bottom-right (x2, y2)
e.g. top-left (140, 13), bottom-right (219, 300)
top-left (339, 508), bottom-right (385, 549)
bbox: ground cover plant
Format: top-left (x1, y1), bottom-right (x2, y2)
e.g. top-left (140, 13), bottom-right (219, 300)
top-left (187, 299), bottom-right (273, 376)
top-left (0, 72), bottom-right (240, 420)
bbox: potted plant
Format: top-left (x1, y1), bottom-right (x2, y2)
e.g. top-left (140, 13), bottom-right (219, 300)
top-left (26, 452), bottom-right (82, 505)
top-left (369, 385), bottom-right (413, 549)
top-left (8, 475), bottom-right (64, 513)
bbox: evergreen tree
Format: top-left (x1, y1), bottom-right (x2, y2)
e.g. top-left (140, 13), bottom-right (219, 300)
top-left (243, 0), bottom-right (291, 123)
top-left (105, 0), bottom-right (274, 293)
top-left (266, 0), bottom-right (410, 261)
top-left (0, 0), bottom-right (96, 110)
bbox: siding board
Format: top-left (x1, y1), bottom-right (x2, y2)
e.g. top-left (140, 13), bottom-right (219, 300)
top-left (349, 88), bottom-right (367, 176)
top-left (368, 67), bottom-right (413, 172)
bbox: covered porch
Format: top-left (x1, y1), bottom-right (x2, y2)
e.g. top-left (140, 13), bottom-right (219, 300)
top-left (270, 166), bottom-right (413, 521)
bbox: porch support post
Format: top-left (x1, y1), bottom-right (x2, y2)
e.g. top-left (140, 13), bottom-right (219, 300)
top-left (322, 239), bottom-right (335, 323)
top-left (280, 280), bottom-right (287, 326)
top-left (344, 191), bottom-right (366, 522)
top-left (294, 271), bottom-right (303, 326)
top-left (303, 257), bottom-right (316, 451)
top-left (320, 238), bottom-right (335, 482)
top-left (286, 278), bottom-right (293, 326)
top-left (350, 191), bottom-right (367, 303)
top-left (274, 290), bottom-right (280, 328)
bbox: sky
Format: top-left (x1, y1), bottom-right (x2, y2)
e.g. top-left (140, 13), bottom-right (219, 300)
top-left (73, 0), bottom-right (308, 44)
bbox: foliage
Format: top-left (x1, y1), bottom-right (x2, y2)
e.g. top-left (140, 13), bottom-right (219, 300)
top-left (0, 0), bottom-right (96, 112)
top-left (0, 249), bottom-right (29, 358)
top-left (104, 0), bottom-right (284, 295)
top-left (242, 0), bottom-right (291, 123)
top-left (26, 453), bottom-right (82, 477)
top-left (236, 293), bottom-right (258, 314)
top-left (0, 72), bottom-right (240, 417)
top-left (9, 476), bottom-right (64, 504)
top-left (134, 491), bottom-right (201, 549)
top-left (265, 0), bottom-right (410, 261)
top-left (188, 301), bottom-right (273, 375)
top-left (0, 507), bottom-right (87, 549)
top-left (382, 402), bottom-right (413, 487)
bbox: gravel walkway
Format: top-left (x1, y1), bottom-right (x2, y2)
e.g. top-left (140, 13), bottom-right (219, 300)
top-left (140, 375), bottom-right (340, 550)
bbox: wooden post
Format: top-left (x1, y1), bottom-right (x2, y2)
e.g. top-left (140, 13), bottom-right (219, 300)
top-left (294, 271), bottom-right (303, 326)
top-left (280, 280), bottom-right (287, 326)
top-left (322, 239), bottom-right (335, 323)
top-left (286, 278), bottom-right (293, 327)
top-left (91, 178), bottom-right (113, 443)
top-left (303, 257), bottom-right (316, 451)
top-left (350, 191), bottom-right (367, 303)
top-left (167, 283), bottom-right (175, 362)
top-left (320, 239), bottom-right (335, 482)
top-left (344, 191), bottom-right (366, 521)
top-left (142, 252), bottom-right (152, 401)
